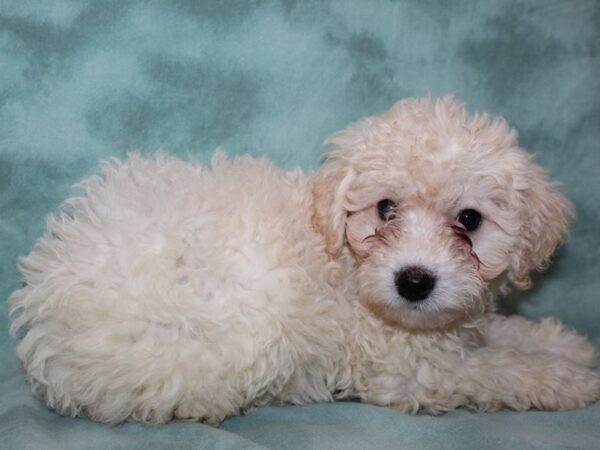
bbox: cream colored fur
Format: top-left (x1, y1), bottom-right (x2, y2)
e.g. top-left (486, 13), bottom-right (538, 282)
top-left (9, 96), bottom-right (600, 424)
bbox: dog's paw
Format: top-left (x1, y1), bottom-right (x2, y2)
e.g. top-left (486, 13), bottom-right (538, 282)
top-left (460, 349), bottom-right (600, 412)
top-left (523, 362), bottom-right (600, 411)
top-left (537, 318), bottom-right (599, 369)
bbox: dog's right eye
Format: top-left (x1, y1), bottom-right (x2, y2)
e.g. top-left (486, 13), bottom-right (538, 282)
top-left (377, 199), bottom-right (397, 221)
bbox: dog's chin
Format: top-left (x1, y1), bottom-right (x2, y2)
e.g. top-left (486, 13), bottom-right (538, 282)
top-left (362, 297), bottom-right (480, 333)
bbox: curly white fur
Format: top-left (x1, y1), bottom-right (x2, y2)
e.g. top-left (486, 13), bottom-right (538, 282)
top-left (9, 96), bottom-right (600, 424)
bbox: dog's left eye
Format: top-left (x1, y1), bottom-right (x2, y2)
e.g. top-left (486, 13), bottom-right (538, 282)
top-left (377, 199), bottom-right (397, 221)
top-left (456, 209), bottom-right (482, 232)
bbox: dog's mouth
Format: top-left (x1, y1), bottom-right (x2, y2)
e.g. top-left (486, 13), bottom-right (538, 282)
top-left (359, 259), bottom-right (487, 333)
top-left (364, 297), bottom-right (479, 332)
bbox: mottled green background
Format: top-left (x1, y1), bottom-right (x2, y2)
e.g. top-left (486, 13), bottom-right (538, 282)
top-left (1, 1), bottom-right (599, 449)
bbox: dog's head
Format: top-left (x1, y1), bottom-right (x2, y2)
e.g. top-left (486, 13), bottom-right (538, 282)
top-left (312, 96), bottom-right (573, 331)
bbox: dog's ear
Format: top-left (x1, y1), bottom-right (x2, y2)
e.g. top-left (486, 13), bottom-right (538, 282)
top-left (508, 156), bottom-right (574, 289)
top-left (311, 156), bottom-right (355, 257)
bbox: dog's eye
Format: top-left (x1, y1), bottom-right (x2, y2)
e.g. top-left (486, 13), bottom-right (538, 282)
top-left (456, 209), bottom-right (482, 232)
top-left (377, 199), bottom-right (397, 221)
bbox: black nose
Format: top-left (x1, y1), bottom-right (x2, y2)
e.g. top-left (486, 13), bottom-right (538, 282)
top-left (395, 267), bottom-right (436, 302)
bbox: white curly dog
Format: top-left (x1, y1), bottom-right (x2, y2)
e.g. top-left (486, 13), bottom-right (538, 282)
top-left (10, 96), bottom-right (600, 424)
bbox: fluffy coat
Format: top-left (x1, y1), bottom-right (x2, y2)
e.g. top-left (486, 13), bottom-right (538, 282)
top-left (10, 96), bottom-right (600, 424)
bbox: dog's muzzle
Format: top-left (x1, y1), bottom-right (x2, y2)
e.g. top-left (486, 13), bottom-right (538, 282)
top-left (394, 266), bottom-right (436, 302)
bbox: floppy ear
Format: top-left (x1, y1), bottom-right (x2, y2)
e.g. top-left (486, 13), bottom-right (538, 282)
top-left (311, 157), bottom-right (355, 257)
top-left (508, 158), bottom-right (574, 289)
top-left (312, 117), bottom-right (377, 257)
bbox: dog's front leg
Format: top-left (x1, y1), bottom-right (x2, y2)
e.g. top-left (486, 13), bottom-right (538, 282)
top-left (453, 347), bottom-right (600, 412)
top-left (483, 313), bottom-right (598, 368)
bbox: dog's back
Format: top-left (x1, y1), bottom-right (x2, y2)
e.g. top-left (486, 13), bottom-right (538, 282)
top-left (10, 152), bottom-right (354, 424)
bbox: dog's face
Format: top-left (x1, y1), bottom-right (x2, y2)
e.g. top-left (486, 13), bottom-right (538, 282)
top-left (312, 97), bottom-right (573, 331)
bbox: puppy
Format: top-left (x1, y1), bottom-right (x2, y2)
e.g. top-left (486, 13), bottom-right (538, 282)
top-left (10, 96), bottom-right (600, 425)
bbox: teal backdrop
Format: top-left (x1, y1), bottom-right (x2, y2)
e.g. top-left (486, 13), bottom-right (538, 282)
top-left (1, 1), bottom-right (599, 449)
